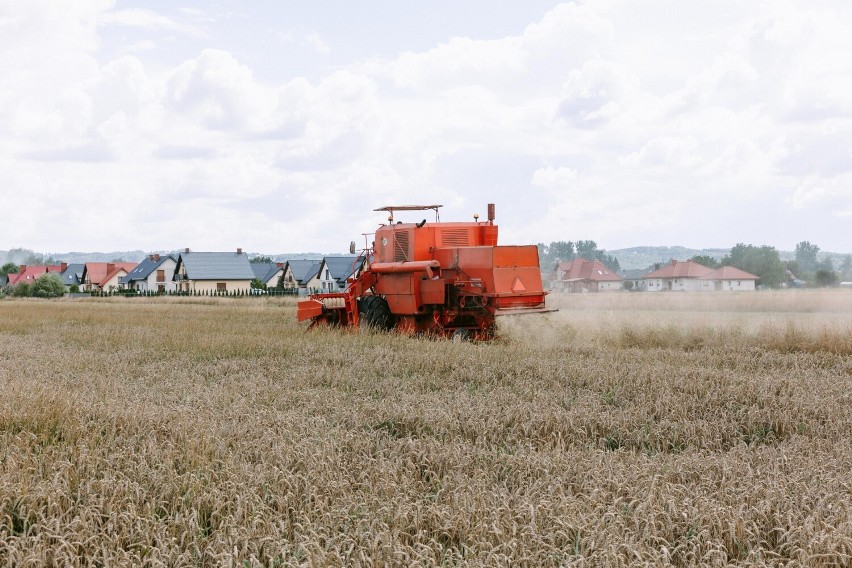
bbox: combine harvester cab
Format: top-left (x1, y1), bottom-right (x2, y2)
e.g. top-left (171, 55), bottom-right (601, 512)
top-left (297, 203), bottom-right (555, 340)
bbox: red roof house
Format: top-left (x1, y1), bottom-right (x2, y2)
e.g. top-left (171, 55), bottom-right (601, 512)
top-left (81, 262), bottom-right (138, 291)
top-left (643, 260), bottom-right (759, 291)
top-left (551, 258), bottom-right (623, 293)
top-left (698, 266), bottom-right (759, 291)
top-left (8, 264), bottom-right (64, 286)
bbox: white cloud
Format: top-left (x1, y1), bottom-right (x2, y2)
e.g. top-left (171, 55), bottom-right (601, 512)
top-left (1, 1), bottom-right (852, 254)
top-left (99, 8), bottom-right (201, 36)
top-left (305, 32), bottom-right (330, 54)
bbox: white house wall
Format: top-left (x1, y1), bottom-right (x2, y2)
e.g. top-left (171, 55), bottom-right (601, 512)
top-left (181, 280), bottom-right (252, 292)
top-left (135, 259), bottom-right (177, 292)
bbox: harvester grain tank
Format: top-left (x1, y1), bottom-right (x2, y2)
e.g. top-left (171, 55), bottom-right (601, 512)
top-left (297, 203), bottom-right (554, 339)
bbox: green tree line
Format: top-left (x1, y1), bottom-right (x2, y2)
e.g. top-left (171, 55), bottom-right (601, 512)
top-left (537, 240), bottom-right (620, 272)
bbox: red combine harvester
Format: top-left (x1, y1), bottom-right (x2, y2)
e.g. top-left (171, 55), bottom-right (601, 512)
top-left (296, 203), bottom-right (554, 340)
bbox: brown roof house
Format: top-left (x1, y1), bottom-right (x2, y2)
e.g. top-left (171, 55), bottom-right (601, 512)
top-left (550, 258), bottom-right (623, 293)
top-left (698, 266), bottom-right (760, 291)
top-left (643, 260), bottom-right (758, 291)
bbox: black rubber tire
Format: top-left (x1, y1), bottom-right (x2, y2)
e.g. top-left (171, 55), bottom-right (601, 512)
top-left (451, 328), bottom-right (471, 342)
top-left (359, 296), bottom-right (393, 331)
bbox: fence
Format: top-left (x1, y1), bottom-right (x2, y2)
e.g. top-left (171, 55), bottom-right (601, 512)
top-left (88, 288), bottom-right (301, 298)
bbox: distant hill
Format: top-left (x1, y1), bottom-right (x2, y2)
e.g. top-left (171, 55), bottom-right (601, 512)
top-left (0, 248), bottom-right (148, 265)
top-left (609, 246), bottom-right (730, 270)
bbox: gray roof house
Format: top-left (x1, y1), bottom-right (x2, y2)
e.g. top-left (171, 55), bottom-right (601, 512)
top-left (120, 254), bottom-right (177, 292)
top-left (286, 259), bottom-right (322, 292)
top-left (250, 262), bottom-right (285, 288)
top-left (173, 249), bottom-right (255, 293)
top-left (59, 263), bottom-right (85, 289)
top-left (318, 255), bottom-right (366, 292)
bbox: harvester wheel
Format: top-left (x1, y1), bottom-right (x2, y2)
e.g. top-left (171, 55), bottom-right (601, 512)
top-left (451, 329), bottom-right (471, 342)
top-left (359, 296), bottom-right (393, 331)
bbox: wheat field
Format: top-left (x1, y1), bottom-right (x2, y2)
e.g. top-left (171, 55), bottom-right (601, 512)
top-left (1, 290), bottom-right (852, 566)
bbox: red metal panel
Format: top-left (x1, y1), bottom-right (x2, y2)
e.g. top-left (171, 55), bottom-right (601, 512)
top-left (492, 245), bottom-right (539, 268)
top-left (375, 273), bottom-right (412, 295)
top-left (296, 299), bottom-right (324, 321)
top-left (419, 278), bottom-right (446, 304)
top-left (386, 293), bottom-right (419, 314)
top-left (455, 247), bottom-right (494, 269)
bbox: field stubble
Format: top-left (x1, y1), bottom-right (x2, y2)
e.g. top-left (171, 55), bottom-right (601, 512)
top-left (1, 290), bottom-right (852, 566)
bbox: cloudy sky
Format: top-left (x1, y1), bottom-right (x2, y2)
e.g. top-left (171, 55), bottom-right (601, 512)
top-left (2, 0), bottom-right (851, 255)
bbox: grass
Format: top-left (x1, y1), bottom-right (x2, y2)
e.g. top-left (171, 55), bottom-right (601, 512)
top-left (1, 290), bottom-right (851, 566)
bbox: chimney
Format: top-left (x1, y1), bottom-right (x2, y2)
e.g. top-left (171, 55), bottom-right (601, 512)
top-left (237, 247), bottom-right (242, 255)
top-left (107, 263), bottom-right (115, 274)
top-left (149, 255), bottom-right (154, 261)
top-left (61, 262), bottom-right (67, 272)
top-left (185, 248), bottom-right (190, 253)
top-left (671, 259), bottom-right (677, 265)
top-left (19, 265), bottom-right (26, 274)
top-left (154, 254), bottom-right (160, 262)
top-left (277, 262), bottom-right (284, 268)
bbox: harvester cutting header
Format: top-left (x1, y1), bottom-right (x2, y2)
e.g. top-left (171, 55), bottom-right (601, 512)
top-left (297, 203), bottom-right (554, 340)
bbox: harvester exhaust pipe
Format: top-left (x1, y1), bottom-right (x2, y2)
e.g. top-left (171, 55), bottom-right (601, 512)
top-left (488, 203), bottom-right (495, 222)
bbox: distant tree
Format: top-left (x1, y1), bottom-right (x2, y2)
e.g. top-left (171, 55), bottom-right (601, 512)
top-left (69, 284), bottom-right (80, 294)
top-left (795, 241), bottom-right (820, 273)
top-left (722, 243), bottom-right (786, 288)
top-left (549, 241), bottom-right (576, 263)
top-left (785, 260), bottom-right (800, 275)
top-left (31, 273), bottom-right (65, 298)
top-left (539, 239), bottom-right (619, 271)
top-left (1, 262), bottom-right (18, 276)
top-left (250, 256), bottom-right (273, 264)
top-left (814, 269), bottom-right (839, 288)
top-left (690, 255), bottom-right (720, 268)
top-left (110, 257), bottom-right (125, 263)
top-left (250, 278), bottom-right (266, 290)
top-left (599, 253), bottom-right (620, 272)
top-left (815, 254), bottom-right (834, 272)
top-left (575, 240), bottom-right (597, 260)
top-left (840, 255), bottom-right (852, 280)
top-left (12, 282), bottom-right (31, 297)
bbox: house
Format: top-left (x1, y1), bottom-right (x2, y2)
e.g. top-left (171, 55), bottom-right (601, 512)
top-left (697, 266), bottom-right (759, 291)
top-left (250, 262), bottom-right (286, 289)
top-left (619, 266), bottom-right (657, 291)
top-left (0, 274), bottom-right (7, 287)
top-left (317, 256), bottom-right (366, 292)
top-left (59, 263), bottom-right (85, 290)
top-left (550, 258), bottom-right (623, 292)
top-left (8, 264), bottom-right (64, 286)
top-left (643, 260), bottom-right (713, 292)
top-left (173, 248), bottom-right (254, 293)
top-left (120, 254), bottom-right (177, 293)
top-left (276, 261), bottom-right (298, 290)
top-left (81, 262), bottom-right (138, 291)
top-left (286, 259), bottom-right (322, 294)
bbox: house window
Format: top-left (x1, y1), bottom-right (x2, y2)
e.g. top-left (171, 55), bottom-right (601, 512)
top-left (325, 269), bottom-right (330, 279)
top-left (217, 282), bottom-right (226, 291)
top-left (157, 270), bottom-right (165, 283)
top-left (737, 281), bottom-right (741, 286)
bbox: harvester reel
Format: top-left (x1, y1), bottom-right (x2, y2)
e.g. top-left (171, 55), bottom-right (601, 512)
top-left (359, 295), bottom-right (393, 331)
